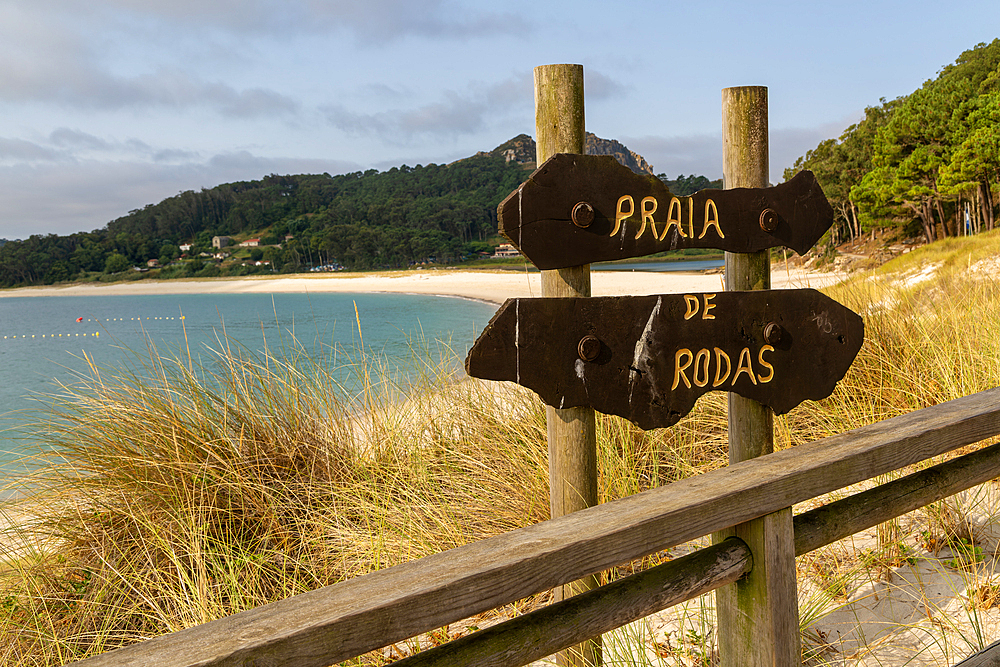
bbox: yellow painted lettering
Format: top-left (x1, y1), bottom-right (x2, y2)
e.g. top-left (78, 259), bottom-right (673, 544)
top-left (672, 348), bottom-right (693, 390)
top-left (659, 196), bottom-right (687, 240)
top-left (683, 295), bottom-right (700, 320)
top-left (732, 347), bottom-right (758, 386)
top-left (757, 345), bottom-right (775, 383)
top-left (637, 196), bottom-right (657, 239)
top-left (611, 195), bottom-right (634, 237)
top-left (702, 294), bottom-right (716, 320)
top-left (698, 198), bottom-right (724, 239)
top-left (693, 349), bottom-right (711, 387)
top-left (713, 348), bottom-right (731, 387)
top-left (687, 197), bottom-right (695, 238)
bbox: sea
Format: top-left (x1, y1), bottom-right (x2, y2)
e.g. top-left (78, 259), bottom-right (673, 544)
top-left (0, 291), bottom-right (497, 477)
top-left (0, 259), bottom-right (725, 478)
top-left (593, 258), bottom-right (723, 272)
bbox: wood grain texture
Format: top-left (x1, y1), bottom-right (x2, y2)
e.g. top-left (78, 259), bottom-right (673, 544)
top-left (534, 65), bottom-right (584, 168)
top-left (721, 86), bottom-right (768, 191)
top-left (74, 388), bottom-right (1000, 667)
top-left (392, 538), bottom-right (751, 667)
top-left (717, 83), bottom-right (800, 666)
top-left (953, 638), bottom-right (1000, 665)
top-left (795, 440), bottom-right (1000, 556)
top-left (466, 292), bottom-right (864, 429)
top-left (717, 509), bottom-right (797, 666)
top-left (496, 155), bottom-right (834, 267)
top-left (534, 62), bottom-right (598, 666)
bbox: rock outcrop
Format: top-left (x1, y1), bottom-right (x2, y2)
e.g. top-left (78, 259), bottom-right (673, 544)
top-left (491, 133), bottom-right (654, 175)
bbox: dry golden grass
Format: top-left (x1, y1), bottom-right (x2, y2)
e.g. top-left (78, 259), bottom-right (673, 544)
top-left (0, 230), bottom-right (997, 666)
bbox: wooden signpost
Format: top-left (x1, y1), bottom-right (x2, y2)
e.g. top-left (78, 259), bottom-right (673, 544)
top-left (498, 154), bottom-right (834, 269)
top-left (473, 71), bottom-right (858, 666)
top-left (466, 290), bottom-right (863, 430)
top-left (533, 63), bottom-right (600, 667)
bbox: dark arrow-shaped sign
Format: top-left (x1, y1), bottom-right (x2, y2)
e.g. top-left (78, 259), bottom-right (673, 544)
top-left (498, 154), bottom-right (834, 270)
top-left (466, 290), bottom-right (863, 430)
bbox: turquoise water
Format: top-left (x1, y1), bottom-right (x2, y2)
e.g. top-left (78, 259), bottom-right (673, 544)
top-left (0, 292), bottom-right (497, 473)
top-left (593, 258), bottom-right (723, 272)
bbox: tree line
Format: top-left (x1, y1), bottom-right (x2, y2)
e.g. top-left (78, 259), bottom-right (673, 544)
top-left (0, 154), bottom-right (529, 287)
top-left (786, 39), bottom-right (1000, 246)
top-left (0, 142), bottom-right (728, 288)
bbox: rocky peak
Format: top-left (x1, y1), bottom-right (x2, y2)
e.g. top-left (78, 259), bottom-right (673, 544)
top-left (584, 133), bottom-right (654, 175)
top-left (491, 133), bottom-right (654, 175)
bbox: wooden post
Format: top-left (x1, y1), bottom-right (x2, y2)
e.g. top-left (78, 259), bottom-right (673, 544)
top-left (534, 63), bottom-right (601, 667)
top-left (715, 86), bottom-right (800, 666)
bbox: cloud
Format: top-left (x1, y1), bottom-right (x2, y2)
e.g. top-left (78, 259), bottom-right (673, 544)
top-left (0, 129), bottom-right (194, 166)
top-left (48, 128), bottom-right (111, 151)
top-left (206, 151), bottom-right (360, 179)
top-left (0, 60), bottom-right (300, 117)
top-left (621, 133), bottom-right (723, 180)
top-left (769, 114), bottom-right (863, 180)
top-left (585, 71), bottom-right (628, 100)
top-left (621, 112), bottom-right (862, 185)
top-left (323, 72), bottom-right (533, 141)
top-left (28, 0), bottom-right (530, 41)
top-left (0, 138), bottom-right (62, 162)
top-left (0, 5), bottom-right (298, 117)
top-left (0, 152), bottom-right (361, 240)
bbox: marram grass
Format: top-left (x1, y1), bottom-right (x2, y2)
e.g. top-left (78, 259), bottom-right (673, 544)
top-left (0, 235), bottom-right (998, 665)
top-left (0, 334), bottom-right (723, 666)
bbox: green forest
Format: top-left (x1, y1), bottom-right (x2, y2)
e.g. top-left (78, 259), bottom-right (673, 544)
top-left (0, 137), bottom-right (724, 288)
top-left (0, 154), bottom-right (529, 286)
top-left (787, 39), bottom-right (1000, 246)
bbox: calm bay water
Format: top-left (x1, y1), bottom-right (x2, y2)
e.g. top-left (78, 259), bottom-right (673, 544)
top-left (0, 292), bottom-right (496, 474)
top-left (593, 258), bottom-right (723, 272)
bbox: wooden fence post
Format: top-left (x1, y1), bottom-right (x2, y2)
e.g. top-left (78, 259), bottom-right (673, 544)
top-left (534, 63), bottom-right (601, 667)
top-left (715, 86), bottom-right (800, 666)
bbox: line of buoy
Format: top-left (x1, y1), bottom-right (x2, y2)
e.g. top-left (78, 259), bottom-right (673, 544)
top-left (3, 332), bottom-right (100, 339)
top-left (78, 316), bottom-right (184, 322)
top-left (5, 314), bottom-right (186, 340)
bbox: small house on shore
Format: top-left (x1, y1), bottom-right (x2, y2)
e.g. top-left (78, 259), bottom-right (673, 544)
top-left (492, 243), bottom-right (520, 258)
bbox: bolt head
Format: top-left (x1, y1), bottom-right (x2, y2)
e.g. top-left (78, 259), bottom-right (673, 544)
top-left (578, 334), bottom-right (601, 362)
top-left (572, 202), bottom-right (595, 228)
top-left (759, 208), bottom-right (779, 233)
top-left (764, 322), bottom-right (783, 345)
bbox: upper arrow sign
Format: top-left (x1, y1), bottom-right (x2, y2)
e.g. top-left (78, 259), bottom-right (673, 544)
top-left (498, 154), bottom-right (834, 270)
top-left (466, 290), bottom-right (863, 430)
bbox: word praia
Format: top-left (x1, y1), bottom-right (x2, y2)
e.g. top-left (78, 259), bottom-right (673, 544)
top-left (611, 194), bottom-right (724, 241)
top-left (670, 293), bottom-right (774, 390)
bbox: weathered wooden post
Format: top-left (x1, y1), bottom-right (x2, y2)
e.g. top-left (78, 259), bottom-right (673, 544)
top-left (715, 86), bottom-right (801, 666)
top-left (534, 63), bottom-right (601, 667)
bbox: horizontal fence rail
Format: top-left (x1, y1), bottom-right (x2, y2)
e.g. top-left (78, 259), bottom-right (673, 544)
top-left (954, 638), bottom-right (1000, 666)
top-left (387, 439), bottom-right (1000, 667)
top-left (393, 537), bottom-right (752, 667)
top-left (74, 387), bottom-right (1000, 667)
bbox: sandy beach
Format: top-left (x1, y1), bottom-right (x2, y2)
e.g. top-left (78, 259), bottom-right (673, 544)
top-left (0, 267), bottom-right (845, 305)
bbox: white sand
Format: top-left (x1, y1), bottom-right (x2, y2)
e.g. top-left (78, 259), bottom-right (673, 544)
top-left (0, 267), bottom-right (844, 305)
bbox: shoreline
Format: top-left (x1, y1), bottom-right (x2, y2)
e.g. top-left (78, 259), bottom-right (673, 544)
top-left (0, 267), bottom-right (845, 305)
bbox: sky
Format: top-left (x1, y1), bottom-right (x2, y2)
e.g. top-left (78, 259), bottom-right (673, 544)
top-left (1, 0), bottom-right (998, 240)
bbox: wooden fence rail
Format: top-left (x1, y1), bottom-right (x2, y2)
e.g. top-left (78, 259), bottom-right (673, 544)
top-left (74, 387), bottom-right (1000, 667)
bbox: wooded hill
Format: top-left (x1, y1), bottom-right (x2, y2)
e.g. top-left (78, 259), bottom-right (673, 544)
top-left (0, 135), bottom-right (716, 288)
top-left (787, 39), bottom-right (1000, 246)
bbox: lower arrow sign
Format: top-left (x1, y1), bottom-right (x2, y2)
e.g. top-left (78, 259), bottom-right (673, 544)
top-left (465, 290), bottom-right (863, 430)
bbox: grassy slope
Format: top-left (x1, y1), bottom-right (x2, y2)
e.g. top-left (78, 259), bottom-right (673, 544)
top-left (0, 230), bottom-right (998, 665)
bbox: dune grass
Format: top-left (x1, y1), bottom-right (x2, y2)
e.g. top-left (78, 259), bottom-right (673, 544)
top-left (0, 232), bottom-right (998, 665)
